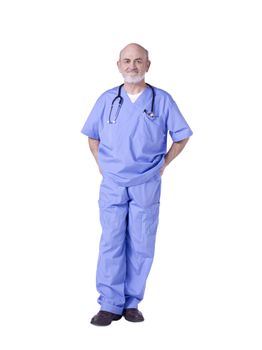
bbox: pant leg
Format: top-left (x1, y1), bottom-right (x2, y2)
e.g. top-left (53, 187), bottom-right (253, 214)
top-left (96, 176), bottom-right (129, 315)
top-left (124, 174), bottom-right (162, 309)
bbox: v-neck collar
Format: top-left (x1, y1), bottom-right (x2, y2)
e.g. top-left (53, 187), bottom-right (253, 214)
top-left (122, 85), bottom-right (151, 110)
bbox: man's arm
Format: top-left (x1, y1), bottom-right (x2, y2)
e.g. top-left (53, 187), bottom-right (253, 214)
top-left (88, 137), bottom-right (102, 174)
top-left (160, 137), bottom-right (190, 176)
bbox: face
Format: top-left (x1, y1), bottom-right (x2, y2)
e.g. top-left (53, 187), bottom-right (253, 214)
top-left (117, 45), bottom-right (151, 84)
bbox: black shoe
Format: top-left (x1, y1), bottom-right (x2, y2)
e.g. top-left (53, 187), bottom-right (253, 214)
top-left (90, 310), bottom-right (122, 326)
top-left (123, 308), bottom-right (144, 322)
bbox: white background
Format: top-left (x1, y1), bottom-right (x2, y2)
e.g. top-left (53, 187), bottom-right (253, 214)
top-left (0, 0), bottom-right (261, 349)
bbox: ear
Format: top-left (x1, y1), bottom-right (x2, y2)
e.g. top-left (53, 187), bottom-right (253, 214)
top-left (146, 60), bottom-right (151, 72)
top-left (117, 60), bottom-right (121, 71)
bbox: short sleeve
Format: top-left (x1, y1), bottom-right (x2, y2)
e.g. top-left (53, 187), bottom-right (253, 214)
top-left (81, 95), bottom-right (105, 140)
top-left (167, 99), bottom-right (193, 142)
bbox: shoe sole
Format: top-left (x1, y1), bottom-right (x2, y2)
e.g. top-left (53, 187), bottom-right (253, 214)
top-left (90, 315), bottom-right (122, 326)
top-left (123, 316), bottom-right (144, 322)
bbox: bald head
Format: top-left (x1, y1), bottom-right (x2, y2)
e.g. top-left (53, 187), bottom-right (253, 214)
top-left (119, 43), bottom-right (149, 61)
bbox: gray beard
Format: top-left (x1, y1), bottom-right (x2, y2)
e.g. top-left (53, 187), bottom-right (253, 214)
top-left (123, 74), bottom-right (145, 84)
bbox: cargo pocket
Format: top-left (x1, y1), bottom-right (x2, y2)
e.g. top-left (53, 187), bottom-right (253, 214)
top-left (141, 203), bottom-right (160, 258)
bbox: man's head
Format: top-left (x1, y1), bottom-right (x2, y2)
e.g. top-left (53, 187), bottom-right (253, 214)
top-left (117, 43), bottom-right (151, 84)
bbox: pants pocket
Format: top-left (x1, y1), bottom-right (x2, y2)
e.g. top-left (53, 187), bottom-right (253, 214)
top-left (141, 203), bottom-right (160, 257)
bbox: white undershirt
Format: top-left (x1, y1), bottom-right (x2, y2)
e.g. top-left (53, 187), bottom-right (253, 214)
top-left (127, 90), bottom-right (144, 103)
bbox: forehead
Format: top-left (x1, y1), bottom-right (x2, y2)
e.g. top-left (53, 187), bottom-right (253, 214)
top-left (120, 46), bottom-right (147, 60)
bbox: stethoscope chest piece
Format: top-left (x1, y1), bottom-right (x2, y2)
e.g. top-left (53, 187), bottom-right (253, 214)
top-left (144, 110), bottom-right (155, 119)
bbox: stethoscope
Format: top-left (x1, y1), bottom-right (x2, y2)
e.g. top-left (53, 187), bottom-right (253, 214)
top-left (107, 83), bottom-right (156, 124)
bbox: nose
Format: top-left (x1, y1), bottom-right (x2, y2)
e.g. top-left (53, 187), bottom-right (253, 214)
top-left (130, 61), bottom-right (138, 70)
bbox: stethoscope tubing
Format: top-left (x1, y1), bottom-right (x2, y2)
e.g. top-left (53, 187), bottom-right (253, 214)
top-left (107, 83), bottom-right (156, 124)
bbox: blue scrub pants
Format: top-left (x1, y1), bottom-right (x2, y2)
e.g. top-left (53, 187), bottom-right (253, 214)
top-left (96, 174), bottom-right (162, 315)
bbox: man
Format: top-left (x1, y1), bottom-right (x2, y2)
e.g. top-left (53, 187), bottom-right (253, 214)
top-left (81, 43), bottom-right (193, 326)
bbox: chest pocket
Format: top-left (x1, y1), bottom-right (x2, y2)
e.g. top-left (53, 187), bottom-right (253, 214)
top-left (142, 114), bottom-right (165, 142)
top-left (128, 113), bottom-right (166, 161)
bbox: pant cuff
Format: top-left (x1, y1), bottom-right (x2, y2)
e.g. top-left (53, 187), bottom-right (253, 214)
top-left (100, 302), bottom-right (123, 315)
top-left (124, 300), bottom-right (139, 309)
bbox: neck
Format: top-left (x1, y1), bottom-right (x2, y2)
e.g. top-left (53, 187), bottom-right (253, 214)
top-left (124, 80), bottom-right (147, 95)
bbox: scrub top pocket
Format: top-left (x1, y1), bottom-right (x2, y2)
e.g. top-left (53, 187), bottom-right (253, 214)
top-left (142, 114), bottom-right (165, 143)
top-left (129, 113), bottom-right (166, 161)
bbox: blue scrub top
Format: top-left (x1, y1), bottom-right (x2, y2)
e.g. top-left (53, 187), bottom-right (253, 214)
top-left (81, 85), bottom-right (193, 186)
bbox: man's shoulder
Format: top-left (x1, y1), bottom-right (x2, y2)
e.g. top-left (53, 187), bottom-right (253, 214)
top-left (101, 86), bottom-right (119, 96)
top-left (94, 86), bottom-right (119, 104)
top-left (150, 85), bottom-right (174, 102)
